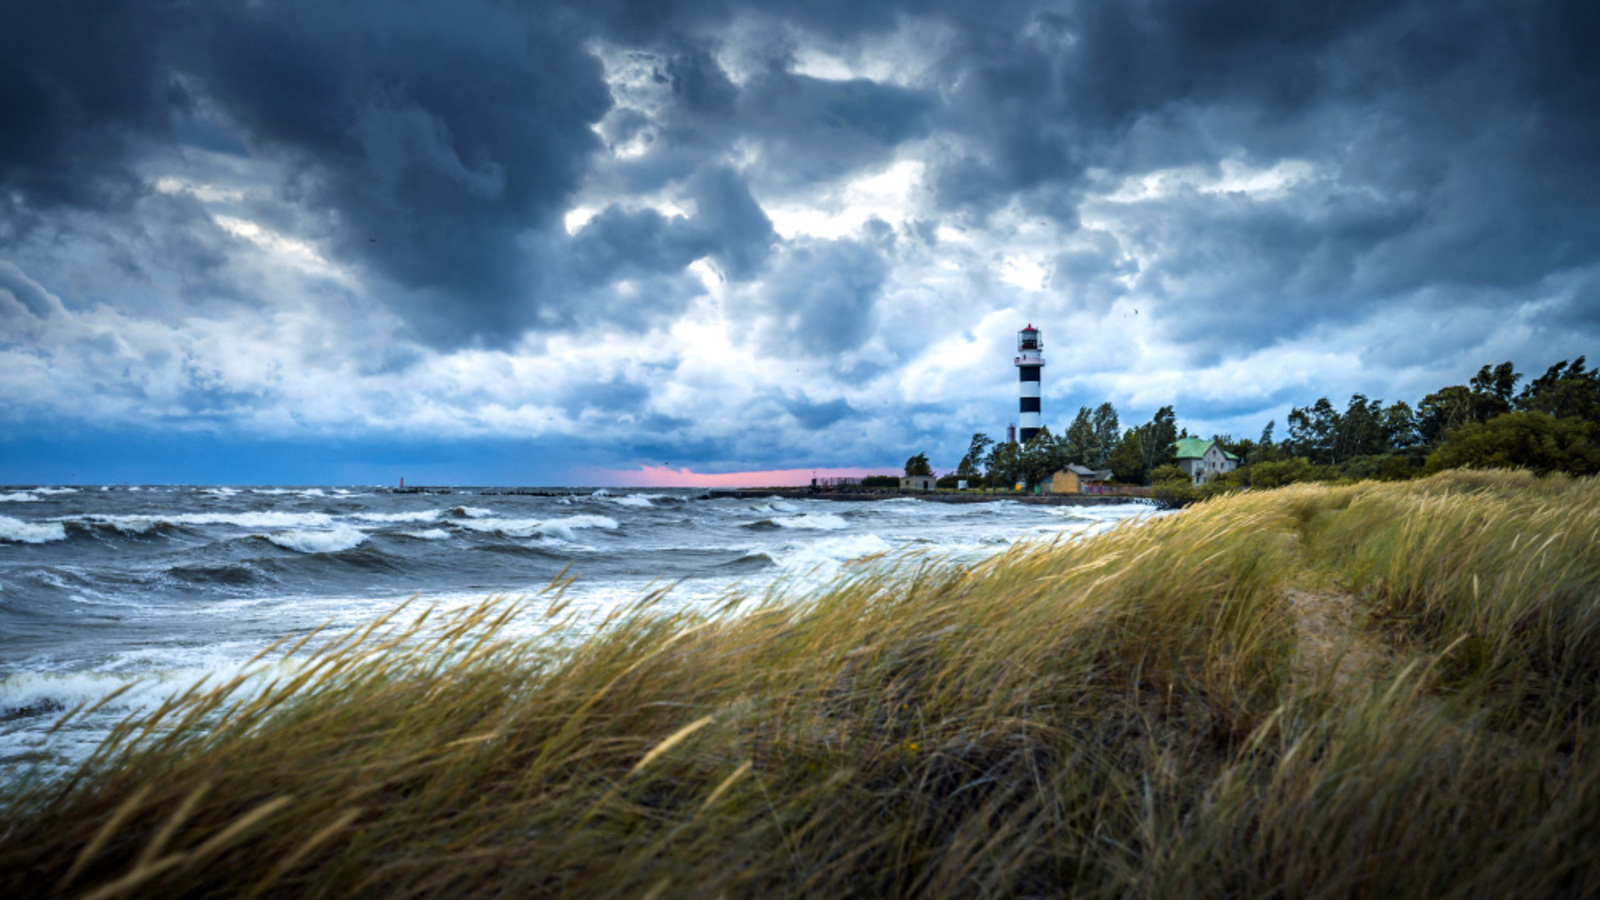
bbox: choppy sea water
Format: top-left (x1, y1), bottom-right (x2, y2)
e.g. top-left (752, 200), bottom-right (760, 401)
top-left (0, 485), bottom-right (1155, 783)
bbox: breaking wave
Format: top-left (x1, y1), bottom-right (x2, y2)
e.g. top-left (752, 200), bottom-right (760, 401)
top-left (264, 525), bottom-right (369, 554)
top-left (457, 515), bottom-right (618, 541)
top-left (0, 516), bottom-right (68, 543)
top-left (744, 513), bottom-right (850, 531)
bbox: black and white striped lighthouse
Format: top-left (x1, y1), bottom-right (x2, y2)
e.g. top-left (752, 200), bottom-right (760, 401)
top-left (1015, 324), bottom-right (1044, 443)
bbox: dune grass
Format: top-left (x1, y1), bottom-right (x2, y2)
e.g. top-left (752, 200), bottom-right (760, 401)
top-left (3, 471), bottom-right (1598, 898)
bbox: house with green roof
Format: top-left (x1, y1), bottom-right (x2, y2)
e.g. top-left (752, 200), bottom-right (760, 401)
top-left (1173, 438), bottom-right (1240, 485)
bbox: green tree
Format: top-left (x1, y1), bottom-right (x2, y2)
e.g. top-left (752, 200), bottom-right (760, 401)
top-left (1090, 403), bottom-right (1120, 468)
top-left (1517, 357), bottom-right (1600, 424)
top-left (1469, 361), bottom-right (1520, 420)
top-left (1063, 408), bottom-right (1097, 466)
top-left (1334, 394), bottom-right (1386, 462)
top-left (1418, 385), bottom-right (1476, 444)
top-left (1136, 406), bottom-right (1178, 476)
top-left (1250, 420), bottom-right (1289, 464)
top-left (1382, 400), bottom-right (1420, 452)
top-left (1149, 464), bottom-right (1197, 507)
top-left (984, 441), bottom-right (1022, 489)
top-left (1425, 411), bottom-right (1600, 476)
top-left (1107, 428), bottom-right (1144, 483)
top-left (904, 453), bottom-right (933, 477)
top-left (955, 433), bottom-right (994, 478)
top-left (1287, 397), bottom-right (1340, 463)
top-left (1020, 426), bottom-right (1066, 487)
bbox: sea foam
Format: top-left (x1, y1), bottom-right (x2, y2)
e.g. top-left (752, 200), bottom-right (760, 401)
top-left (79, 510), bottom-right (337, 532)
top-left (0, 516), bottom-right (67, 543)
top-left (604, 494), bottom-right (657, 508)
top-left (354, 510), bottom-right (444, 524)
top-left (265, 525), bottom-right (368, 554)
top-left (769, 513), bottom-right (850, 531)
top-left (458, 514), bottom-right (619, 540)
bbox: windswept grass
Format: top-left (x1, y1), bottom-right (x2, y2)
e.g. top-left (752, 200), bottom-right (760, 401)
top-left (3, 471), bottom-right (1598, 898)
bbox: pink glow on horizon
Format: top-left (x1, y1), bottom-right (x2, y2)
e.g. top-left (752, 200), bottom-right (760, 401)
top-left (577, 464), bottom-right (900, 488)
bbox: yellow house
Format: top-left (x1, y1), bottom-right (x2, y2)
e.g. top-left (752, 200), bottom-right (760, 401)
top-left (1048, 465), bottom-right (1113, 494)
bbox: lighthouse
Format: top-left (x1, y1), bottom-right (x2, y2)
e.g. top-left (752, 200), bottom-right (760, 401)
top-left (1015, 324), bottom-right (1044, 443)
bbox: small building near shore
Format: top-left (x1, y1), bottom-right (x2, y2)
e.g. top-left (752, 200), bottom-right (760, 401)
top-left (1049, 464), bottom-right (1114, 494)
top-left (900, 474), bottom-right (937, 491)
top-left (1174, 438), bottom-right (1240, 485)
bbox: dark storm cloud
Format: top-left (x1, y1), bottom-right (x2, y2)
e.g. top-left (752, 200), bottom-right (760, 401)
top-left (926, 0), bottom-right (1600, 355)
top-left (731, 59), bottom-right (936, 189)
top-left (747, 238), bottom-right (888, 358)
top-left (568, 167), bottom-right (774, 284)
top-left (5, 0), bottom-right (1600, 366)
top-left (0, 0), bottom-right (175, 214)
top-left (598, 31), bottom-right (935, 201)
top-left (782, 395), bottom-right (860, 429)
top-left (185, 1), bottom-right (613, 343)
top-left (0, 0), bottom-right (613, 343)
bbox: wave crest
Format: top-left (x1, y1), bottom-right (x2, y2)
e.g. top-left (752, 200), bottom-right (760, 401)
top-left (458, 515), bottom-right (618, 540)
top-left (0, 516), bottom-right (68, 543)
top-left (265, 525), bottom-right (368, 554)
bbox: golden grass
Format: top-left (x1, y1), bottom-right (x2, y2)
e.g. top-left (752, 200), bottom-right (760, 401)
top-left (3, 470), bottom-right (1598, 898)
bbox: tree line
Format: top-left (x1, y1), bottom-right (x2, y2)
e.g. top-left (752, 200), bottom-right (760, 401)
top-left (925, 357), bottom-right (1600, 492)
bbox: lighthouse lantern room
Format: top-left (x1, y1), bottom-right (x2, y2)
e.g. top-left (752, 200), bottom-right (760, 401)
top-left (1015, 324), bottom-right (1045, 443)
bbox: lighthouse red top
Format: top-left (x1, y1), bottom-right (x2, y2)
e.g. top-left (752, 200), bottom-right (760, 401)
top-left (1018, 324), bottom-right (1041, 351)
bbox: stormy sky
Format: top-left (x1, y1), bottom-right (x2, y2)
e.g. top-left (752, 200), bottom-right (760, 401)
top-left (3, 0), bottom-right (1598, 484)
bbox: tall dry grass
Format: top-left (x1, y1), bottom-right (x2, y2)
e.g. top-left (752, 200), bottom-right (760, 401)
top-left (2, 471), bottom-right (1597, 898)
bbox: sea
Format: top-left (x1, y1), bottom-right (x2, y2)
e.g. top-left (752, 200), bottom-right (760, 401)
top-left (0, 485), bottom-right (1156, 785)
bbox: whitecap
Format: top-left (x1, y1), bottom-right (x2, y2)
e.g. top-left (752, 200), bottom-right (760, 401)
top-left (0, 492), bottom-right (40, 503)
top-left (0, 671), bottom-right (147, 721)
top-left (169, 511), bottom-right (337, 529)
top-left (770, 513), bottom-right (849, 531)
top-left (457, 514), bottom-right (618, 540)
top-left (750, 500), bottom-right (801, 514)
top-left (450, 506), bottom-right (493, 518)
top-left (605, 494), bottom-right (656, 508)
top-left (756, 533), bottom-right (898, 594)
top-left (33, 487), bottom-right (78, 495)
top-left (353, 510), bottom-right (443, 524)
top-left (265, 525), bottom-right (368, 554)
top-left (0, 516), bottom-right (67, 543)
top-left (67, 510), bottom-right (335, 534)
top-left (402, 528), bottom-right (451, 541)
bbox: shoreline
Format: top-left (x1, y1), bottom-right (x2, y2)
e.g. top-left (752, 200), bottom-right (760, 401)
top-left (707, 488), bottom-right (1157, 506)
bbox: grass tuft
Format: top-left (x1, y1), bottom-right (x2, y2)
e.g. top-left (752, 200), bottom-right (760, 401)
top-left (3, 471), bottom-right (1598, 897)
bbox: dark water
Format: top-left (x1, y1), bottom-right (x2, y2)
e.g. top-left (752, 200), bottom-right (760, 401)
top-left (0, 484), bottom-right (1155, 782)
